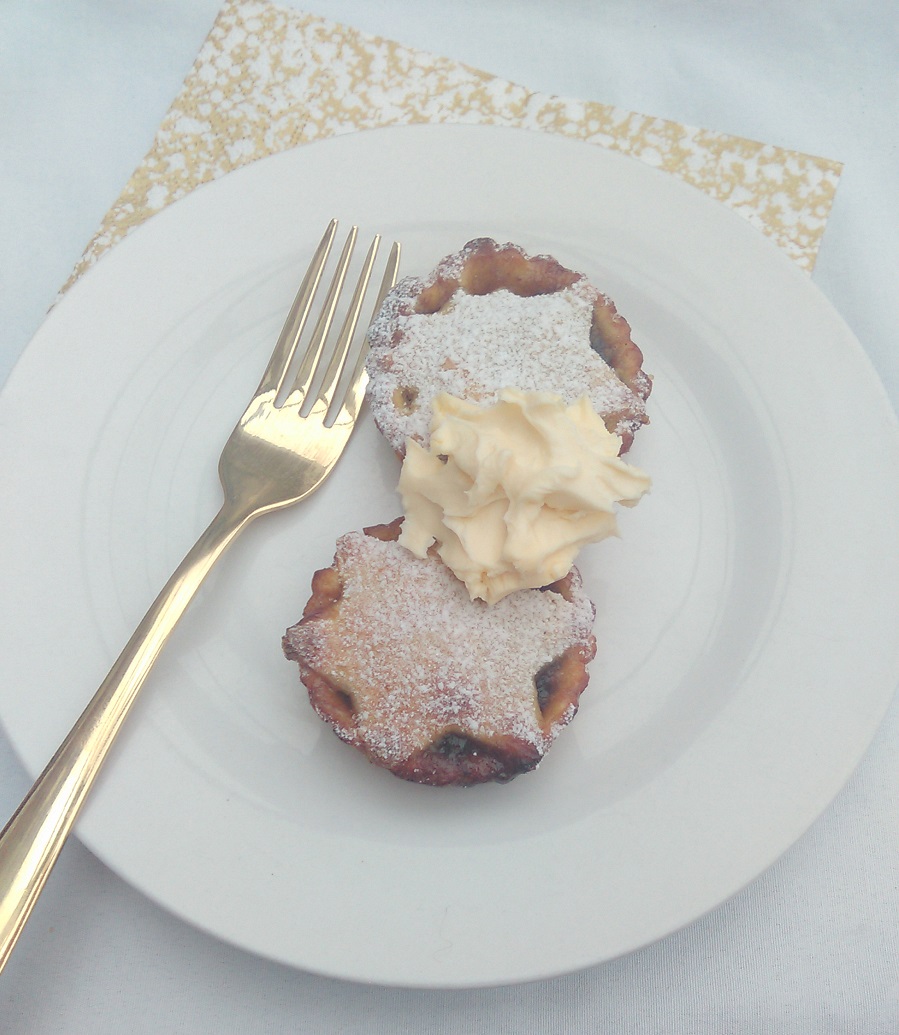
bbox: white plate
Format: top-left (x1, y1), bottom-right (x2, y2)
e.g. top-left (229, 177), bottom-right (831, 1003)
top-left (0, 124), bottom-right (897, 988)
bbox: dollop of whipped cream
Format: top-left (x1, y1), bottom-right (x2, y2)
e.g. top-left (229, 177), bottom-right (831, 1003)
top-left (397, 387), bottom-right (650, 604)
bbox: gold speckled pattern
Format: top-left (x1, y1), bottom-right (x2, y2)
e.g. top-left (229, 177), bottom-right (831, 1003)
top-left (68, 0), bottom-right (841, 287)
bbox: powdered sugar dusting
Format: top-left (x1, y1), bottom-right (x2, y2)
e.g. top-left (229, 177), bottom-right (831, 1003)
top-left (286, 533), bottom-right (596, 766)
top-left (367, 281), bottom-right (646, 453)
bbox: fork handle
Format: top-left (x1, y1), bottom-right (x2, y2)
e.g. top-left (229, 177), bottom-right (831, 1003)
top-left (0, 499), bottom-right (254, 973)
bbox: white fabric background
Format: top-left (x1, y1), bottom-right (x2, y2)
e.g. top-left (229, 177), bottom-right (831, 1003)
top-left (1, 1), bottom-right (897, 1031)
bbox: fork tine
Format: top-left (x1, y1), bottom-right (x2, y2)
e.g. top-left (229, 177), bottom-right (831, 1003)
top-left (283, 226), bottom-right (357, 409)
top-left (311, 234), bottom-right (381, 416)
top-left (255, 219), bottom-right (337, 398)
top-left (331, 239), bottom-right (401, 426)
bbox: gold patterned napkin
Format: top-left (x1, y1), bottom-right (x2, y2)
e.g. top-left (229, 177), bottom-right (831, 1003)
top-left (69, 0), bottom-right (841, 288)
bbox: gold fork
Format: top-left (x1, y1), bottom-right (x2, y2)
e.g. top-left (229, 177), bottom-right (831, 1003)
top-left (0, 219), bottom-right (400, 973)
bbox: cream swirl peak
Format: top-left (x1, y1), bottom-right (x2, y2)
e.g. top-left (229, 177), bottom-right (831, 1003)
top-left (397, 388), bottom-right (650, 604)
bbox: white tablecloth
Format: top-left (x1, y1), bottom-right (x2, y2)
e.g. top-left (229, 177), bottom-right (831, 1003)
top-left (1, 1), bottom-right (897, 1030)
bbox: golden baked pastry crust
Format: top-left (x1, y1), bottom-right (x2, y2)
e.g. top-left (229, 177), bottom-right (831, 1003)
top-left (366, 238), bottom-right (651, 456)
top-left (282, 519), bottom-right (597, 786)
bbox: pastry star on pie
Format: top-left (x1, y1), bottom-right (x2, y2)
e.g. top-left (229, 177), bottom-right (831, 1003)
top-left (282, 520), bottom-right (597, 786)
top-left (365, 237), bottom-right (651, 457)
